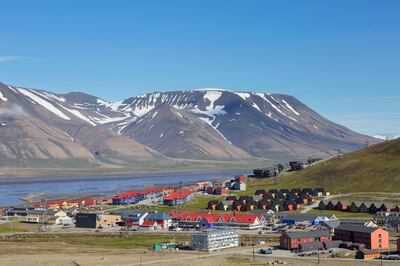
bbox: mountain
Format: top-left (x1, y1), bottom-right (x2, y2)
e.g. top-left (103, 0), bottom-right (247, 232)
top-left (0, 82), bottom-right (378, 170)
top-left (373, 135), bottom-right (400, 141)
top-left (0, 83), bottom-right (162, 168)
top-left (271, 139), bottom-right (400, 193)
top-left (102, 89), bottom-right (378, 161)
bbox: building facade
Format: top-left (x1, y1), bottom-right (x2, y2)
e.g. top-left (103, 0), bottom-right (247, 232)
top-left (192, 229), bottom-right (239, 251)
top-left (334, 225), bottom-right (389, 250)
top-left (280, 230), bottom-right (332, 250)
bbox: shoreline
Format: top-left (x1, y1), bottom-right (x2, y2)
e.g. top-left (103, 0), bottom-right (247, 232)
top-left (0, 160), bottom-right (267, 179)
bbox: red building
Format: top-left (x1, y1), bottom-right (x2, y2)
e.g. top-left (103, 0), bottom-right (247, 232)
top-left (280, 230), bottom-right (332, 250)
top-left (163, 189), bottom-right (194, 206)
top-left (334, 225), bottom-right (389, 250)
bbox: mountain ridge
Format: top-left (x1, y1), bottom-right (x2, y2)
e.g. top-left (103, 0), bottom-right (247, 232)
top-left (0, 82), bottom-right (379, 168)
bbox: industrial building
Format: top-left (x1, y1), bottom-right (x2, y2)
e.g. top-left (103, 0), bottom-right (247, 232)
top-left (191, 229), bottom-right (239, 251)
top-left (334, 224), bottom-right (389, 249)
top-left (280, 230), bottom-right (332, 250)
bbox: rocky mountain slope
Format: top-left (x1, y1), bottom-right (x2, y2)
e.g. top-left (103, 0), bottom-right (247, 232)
top-left (0, 82), bottom-right (378, 167)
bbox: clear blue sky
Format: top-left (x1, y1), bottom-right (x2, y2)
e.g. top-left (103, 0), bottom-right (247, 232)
top-left (1, 1), bottom-right (399, 136)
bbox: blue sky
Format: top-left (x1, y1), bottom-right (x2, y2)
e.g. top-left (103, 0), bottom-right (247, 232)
top-left (1, 1), bottom-right (399, 136)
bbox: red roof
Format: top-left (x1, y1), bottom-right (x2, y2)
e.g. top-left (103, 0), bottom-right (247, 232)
top-left (141, 220), bottom-right (158, 227)
top-left (236, 175), bottom-right (247, 183)
top-left (113, 188), bottom-right (163, 199)
top-left (163, 189), bottom-right (193, 200)
top-left (175, 211), bottom-right (262, 225)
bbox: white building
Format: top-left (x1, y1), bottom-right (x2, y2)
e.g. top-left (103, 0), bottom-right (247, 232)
top-left (192, 229), bottom-right (239, 252)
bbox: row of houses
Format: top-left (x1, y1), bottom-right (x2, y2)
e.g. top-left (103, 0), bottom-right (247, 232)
top-left (207, 188), bottom-right (325, 213)
top-left (33, 197), bottom-right (111, 210)
top-left (170, 211), bottom-right (265, 230)
top-left (374, 211), bottom-right (400, 232)
top-left (112, 188), bottom-right (169, 205)
top-left (319, 200), bottom-right (400, 214)
top-left (280, 224), bottom-right (390, 251)
top-left (255, 188), bottom-right (328, 198)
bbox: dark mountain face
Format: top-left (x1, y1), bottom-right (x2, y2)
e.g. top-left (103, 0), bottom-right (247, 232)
top-left (0, 82), bottom-right (379, 165)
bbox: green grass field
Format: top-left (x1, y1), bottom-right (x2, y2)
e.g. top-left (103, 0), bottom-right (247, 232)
top-left (0, 234), bottom-right (189, 249)
top-left (250, 139), bottom-right (400, 193)
top-left (125, 194), bottom-right (224, 213)
top-left (0, 220), bottom-right (37, 234)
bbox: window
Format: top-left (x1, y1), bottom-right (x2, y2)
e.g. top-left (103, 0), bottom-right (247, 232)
top-left (378, 234), bottom-right (382, 238)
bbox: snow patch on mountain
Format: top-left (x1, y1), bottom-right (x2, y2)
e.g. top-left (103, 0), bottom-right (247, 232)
top-left (7, 85), bottom-right (18, 94)
top-left (373, 135), bottom-right (400, 140)
top-left (0, 92), bottom-right (7, 101)
top-left (203, 91), bottom-right (222, 110)
top-left (255, 93), bottom-right (297, 122)
top-left (234, 92), bottom-right (251, 101)
top-left (281, 99), bottom-right (300, 116)
top-left (18, 88), bottom-right (71, 120)
top-left (59, 105), bottom-right (97, 126)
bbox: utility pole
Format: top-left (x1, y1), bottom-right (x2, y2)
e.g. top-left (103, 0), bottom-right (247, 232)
top-left (317, 249), bottom-right (320, 264)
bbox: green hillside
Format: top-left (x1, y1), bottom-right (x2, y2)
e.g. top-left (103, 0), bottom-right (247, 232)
top-left (266, 139), bottom-right (400, 193)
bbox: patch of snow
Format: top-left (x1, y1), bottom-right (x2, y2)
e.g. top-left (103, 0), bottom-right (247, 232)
top-left (63, 131), bottom-right (74, 141)
top-left (38, 91), bottom-right (66, 102)
top-left (176, 112), bottom-right (183, 118)
top-left (373, 135), bottom-right (400, 140)
top-left (0, 91), bottom-right (7, 101)
top-left (313, 125), bottom-right (319, 130)
top-left (281, 99), bottom-right (300, 116)
top-left (18, 88), bottom-right (71, 120)
top-left (234, 92), bottom-right (251, 101)
top-left (59, 105), bottom-right (97, 126)
top-left (255, 93), bottom-right (297, 122)
top-left (199, 117), bottom-right (232, 144)
top-left (7, 85), bottom-right (18, 94)
top-left (235, 112), bottom-right (241, 115)
top-left (178, 130), bottom-right (184, 135)
top-left (91, 114), bottom-right (130, 125)
top-left (149, 111), bottom-right (158, 121)
top-left (203, 90), bottom-right (222, 111)
top-left (252, 103), bottom-right (261, 112)
top-left (159, 133), bottom-right (164, 138)
top-left (1, 122), bottom-right (7, 126)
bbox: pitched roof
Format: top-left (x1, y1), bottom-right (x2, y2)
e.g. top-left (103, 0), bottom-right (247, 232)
top-left (280, 213), bottom-right (335, 221)
top-left (321, 219), bottom-right (341, 229)
top-left (335, 224), bottom-right (379, 233)
top-left (284, 230), bottom-right (331, 239)
top-left (141, 220), bottom-right (158, 227)
top-left (145, 212), bottom-right (171, 220)
top-left (163, 189), bottom-right (193, 200)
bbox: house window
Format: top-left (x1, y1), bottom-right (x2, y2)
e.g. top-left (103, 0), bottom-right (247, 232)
top-left (378, 234), bottom-right (382, 237)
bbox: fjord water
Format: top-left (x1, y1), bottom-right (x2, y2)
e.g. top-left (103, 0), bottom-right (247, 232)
top-left (0, 170), bottom-right (248, 206)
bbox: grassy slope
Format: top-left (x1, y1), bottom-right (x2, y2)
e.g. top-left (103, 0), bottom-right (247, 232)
top-left (0, 235), bottom-right (189, 248)
top-left (265, 139), bottom-right (400, 193)
top-left (0, 220), bottom-right (37, 234)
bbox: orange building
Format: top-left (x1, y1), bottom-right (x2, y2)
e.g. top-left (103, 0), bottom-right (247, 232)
top-left (356, 249), bottom-right (381, 260)
top-left (334, 225), bottom-right (389, 250)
